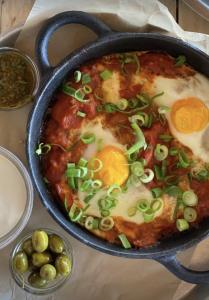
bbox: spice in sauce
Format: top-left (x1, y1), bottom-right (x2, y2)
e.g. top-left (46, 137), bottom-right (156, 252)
top-left (0, 52), bottom-right (35, 109)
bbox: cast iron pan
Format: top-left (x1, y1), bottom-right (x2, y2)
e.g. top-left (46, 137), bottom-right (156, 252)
top-left (27, 11), bottom-right (209, 284)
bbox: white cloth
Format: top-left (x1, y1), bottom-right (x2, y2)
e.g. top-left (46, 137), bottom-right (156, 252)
top-left (0, 0), bottom-right (209, 299)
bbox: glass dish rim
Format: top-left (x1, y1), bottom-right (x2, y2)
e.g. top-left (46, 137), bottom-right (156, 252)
top-left (0, 146), bottom-right (34, 249)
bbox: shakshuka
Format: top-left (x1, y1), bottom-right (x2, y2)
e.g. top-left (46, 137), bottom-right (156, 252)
top-left (36, 51), bottom-right (209, 249)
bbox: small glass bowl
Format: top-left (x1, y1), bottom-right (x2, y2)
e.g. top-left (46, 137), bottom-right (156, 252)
top-left (9, 228), bottom-right (74, 295)
top-left (0, 146), bottom-right (33, 249)
top-left (0, 47), bottom-right (40, 110)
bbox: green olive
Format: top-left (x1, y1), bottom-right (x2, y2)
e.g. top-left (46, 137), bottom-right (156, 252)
top-left (49, 234), bottom-right (64, 254)
top-left (32, 251), bottom-right (52, 268)
top-left (22, 238), bottom-right (34, 256)
top-left (32, 230), bottom-right (48, 253)
top-left (28, 272), bottom-right (47, 288)
top-left (40, 264), bottom-right (57, 281)
top-left (13, 251), bottom-right (28, 273)
top-left (55, 255), bottom-right (72, 276)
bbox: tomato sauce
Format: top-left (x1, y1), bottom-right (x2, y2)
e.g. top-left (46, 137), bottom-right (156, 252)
top-left (40, 51), bottom-right (209, 248)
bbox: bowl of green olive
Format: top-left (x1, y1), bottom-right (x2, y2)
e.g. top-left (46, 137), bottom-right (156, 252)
top-left (9, 228), bottom-right (73, 295)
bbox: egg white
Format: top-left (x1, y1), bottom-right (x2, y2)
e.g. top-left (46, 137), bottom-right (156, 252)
top-left (152, 73), bottom-right (209, 162)
top-left (78, 118), bottom-right (167, 225)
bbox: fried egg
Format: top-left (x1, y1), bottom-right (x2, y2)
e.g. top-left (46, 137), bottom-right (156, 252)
top-left (78, 118), bottom-right (172, 224)
top-left (152, 73), bottom-right (209, 162)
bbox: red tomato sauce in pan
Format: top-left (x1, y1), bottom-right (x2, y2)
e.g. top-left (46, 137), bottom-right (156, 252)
top-left (40, 51), bottom-right (209, 248)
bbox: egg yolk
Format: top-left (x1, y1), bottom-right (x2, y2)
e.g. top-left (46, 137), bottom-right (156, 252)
top-left (92, 145), bottom-right (129, 186)
top-left (171, 97), bottom-right (209, 134)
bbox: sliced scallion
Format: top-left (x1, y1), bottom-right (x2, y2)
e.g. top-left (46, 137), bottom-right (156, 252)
top-left (69, 203), bottom-right (83, 222)
top-left (100, 69), bottom-right (112, 80)
top-left (154, 144), bottom-right (168, 161)
top-left (143, 209), bottom-right (154, 223)
top-left (107, 184), bottom-right (121, 197)
top-left (88, 158), bottom-right (103, 172)
top-left (175, 55), bottom-right (186, 67)
top-left (131, 161), bottom-right (144, 177)
top-left (78, 157), bottom-right (88, 167)
top-left (140, 169), bottom-right (154, 183)
top-left (159, 134), bottom-right (173, 142)
top-left (164, 185), bottom-right (183, 199)
top-left (77, 111), bottom-right (86, 118)
top-left (137, 199), bottom-right (150, 212)
top-left (151, 198), bottom-right (163, 212)
top-left (74, 70), bottom-right (82, 83)
top-left (117, 98), bottom-right (128, 110)
top-left (118, 233), bottom-right (131, 249)
top-left (83, 85), bottom-right (92, 94)
top-left (151, 187), bottom-right (163, 198)
top-left (158, 106), bottom-right (170, 114)
top-left (169, 147), bottom-right (179, 156)
top-left (81, 132), bottom-right (96, 144)
top-left (91, 179), bottom-right (102, 190)
top-left (184, 207), bottom-right (197, 223)
top-left (128, 206), bottom-right (137, 217)
top-left (35, 143), bottom-right (51, 155)
top-left (178, 151), bottom-right (190, 168)
top-left (182, 190), bottom-right (198, 207)
top-left (126, 122), bottom-right (146, 156)
top-left (99, 216), bottom-right (114, 231)
top-left (176, 218), bottom-right (189, 231)
top-left (82, 73), bottom-right (91, 84)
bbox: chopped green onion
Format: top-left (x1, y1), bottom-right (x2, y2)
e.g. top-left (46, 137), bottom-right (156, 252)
top-left (131, 161), bottom-right (144, 177)
top-left (84, 216), bottom-right (94, 230)
top-left (104, 103), bottom-right (117, 113)
top-left (64, 197), bottom-right (68, 212)
top-left (143, 209), bottom-right (154, 223)
top-left (129, 112), bottom-right (149, 127)
top-left (82, 73), bottom-right (91, 84)
top-left (79, 167), bottom-right (88, 178)
top-left (100, 217), bottom-right (114, 231)
top-left (184, 207), bottom-right (197, 223)
top-left (151, 187), bottom-right (163, 198)
top-left (83, 85), bottom-right (92, 94)
top-left (127, 152), bottom-right (138, 162)
top-left (91, 180), bottom-right (102, 190)
top-left (154, 164), bottom-right (163, 181)
top-left (98, 196), bottom-right (116, 210)
top-left (151, 91), bottom-right (164, 100)
top-left (126, 122), bottom-right (146, 156)
top-left (78, 157), bottom-right (88, 167)
top-left (159, 134), bottom-right (173, 142)
top-left (169, 147), bottom-right (179, 156)
top-left (129, 98), bottom-right (138, 108)
top-left (117, 98), bottom-right (128, 110)
top-left (118, 233), bottom-right (131, 249)
top-left (164, 175), bottom-right (178, 185)
top-left (176, 218), bottom-right (189, 231)
top-left (67, 177), bottom-right (78, 190)
top-left (154, 144), bottom-right (168, 161)
top-left (175, 55), bottom-right (186, 67)
top-left (66, 168), bottom-right (81, 178)
top-left (35, 143), bottom-right (51, 155)
top-left (137, 199), bottom-right (150, 212)
top-left (88, 158), bottom-right (103, 172)
top-left (74, 70), bottom-right (82, 83)
top-left (140, 169), bottom-right (154, 183)
top-left (129, 174), bottom-right (142, 187)
top-left (182, 190), bottom-right (198, 207)
top-left (62, 85), bottom-right (88, 103)
top-left (100, 69), bottom-right (112, 80)
top-left (164, 185), bottom-right (183, 199)
top-left (69, 203), bottom-right (83, 222)
top-left (128, 206), bottom-right (137, 217)
top-left (136, 93), bottom-right (150, 109)
top-left (101, 209), bottom-right (110, 217)
top-left (81, 132), bottom-right (96, 144)
top-left (161, 160), bottom-right (167, 177)
top-left (151, 198), bottom-right (163, 212)
top-left (80, 180), bottom-right (93, 192)
top-left (107, 184), bottom-right (121, 197)
top-left (77, 111), bottom-right (86, 118)
top-left (191, 167), bottom-right (209, 181)
top-left (84, 193), bottom-right (95, 203)
top-left (158, 106), bottom-right (170, 114)
top-left (178, 151), bottom-right (190, 168)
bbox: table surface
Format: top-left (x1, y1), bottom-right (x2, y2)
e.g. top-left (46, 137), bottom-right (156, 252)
top-left (0, 0), bottom-right (209, 35)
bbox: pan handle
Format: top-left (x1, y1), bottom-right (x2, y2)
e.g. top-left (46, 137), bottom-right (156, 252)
top-left (155, 254), bottom-right (209, 284)
top-left (35, 11), bottom-right (112, 74)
